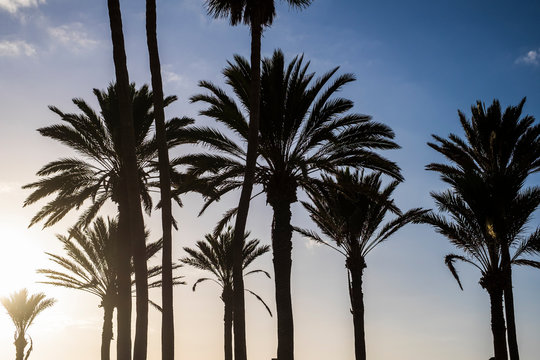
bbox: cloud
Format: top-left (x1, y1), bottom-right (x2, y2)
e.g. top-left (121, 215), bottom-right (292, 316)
top-left (0, 182), bottom-right (21, 193)
top-left (48, 23), bottom-right (98, 51)
top-left (0, 0), bottom-right (44, 14)
top-left (163, 69), bottom-right (183, 84)
top-left (516, 48), bottom-right (540, 66)
top-left (0, 40), bottom-right (36, 57)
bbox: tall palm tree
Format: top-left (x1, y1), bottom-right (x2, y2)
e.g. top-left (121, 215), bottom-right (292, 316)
top-left (297, 170), bottom-right (426, 360)
top-left (422, 190), bottom-right (540, 360)
top-left (1, 289), bottom-right (55, 360)
top-left (181, 227), bottom-right (271, 360)
top-left (37, 217), bottom-right (183, 360)
top-left (427, 99), bottom-right (540, 360)
top-left (23, 81), bottom-right (185, 360)
top-left (145, 1), bottom-right (175, 358)
top-left (203, 2), bottom-right (312, 359)
top-left (173, 50), bottom-right (401, 360)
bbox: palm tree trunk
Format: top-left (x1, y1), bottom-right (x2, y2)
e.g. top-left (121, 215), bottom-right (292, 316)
top-left (145, 2), bottom-right (175, 360)
top-left (101, 303), bottom-right (114, 360)
top-left (223, 287), bottom-right (233, 360)
top-left (488, 287), bottom-right (508, 360)
top-left (348, 257), bottom-right (367, 360)
top-left (106, 1), bottom-right (148, 359)
top-left (116, 200), bottom-right (132, 360)
top-left (271, 199), bottom-right (294, 360)
top-left (501, 245), bottom-right (519, 360)
top-left (231, 11), bottom-right (263, 360)
top-left (15, 334), bottom-right (27, 360)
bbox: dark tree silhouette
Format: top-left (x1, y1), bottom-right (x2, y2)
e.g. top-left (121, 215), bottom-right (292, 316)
top-left (426, 99), bottom-right (540, 360)
top-left (203, 2), bottom-right (312, 358)
top-left (144, 1), bottom-right (175, 358)
top-left (37, 217), bottom-right (183, 360)
top-left (23, 81), bottom-right (185, 360)
top-left (181, 227), bottom-right (271, 360)
top-left (1, 289), bottom-right (55, 360)
top-left (173, 49), bottom-right (401, 360)
top-left (298, 170), bottom-right (426, 360)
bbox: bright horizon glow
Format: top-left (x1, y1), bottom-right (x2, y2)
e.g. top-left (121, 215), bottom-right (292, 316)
top-left (1, 0), bottom-right (539, 359)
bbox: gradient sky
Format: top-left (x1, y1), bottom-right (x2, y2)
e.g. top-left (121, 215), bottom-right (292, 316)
top-left (1, 0), bottom-right (539, 359)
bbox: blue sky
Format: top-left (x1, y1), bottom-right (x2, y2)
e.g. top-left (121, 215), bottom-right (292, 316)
top-left (0, 0), bottom-right (539, 359)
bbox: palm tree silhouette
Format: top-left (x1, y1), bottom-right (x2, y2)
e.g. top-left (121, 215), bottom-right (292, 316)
top-left (181, 227), bottom-right (271, 360)
top-left (144, 0), bottom-right (176, 357)
top-left (426, 99), bottom-right (540, 360)
top-left (23, 81), bottom-right (185, 359)
top-left (173, 49), bottom-right (401, 360)
top-left (422, 190), bottom-right (539, 360)
top-left (297, 170), bottom-right (425, 360)
top-left (23, 83), bottom-right (181, 229)
top-left (203, 2), bottom-right (312, 358)
top-left (37, 217), bottom-right (183, 360)
top-left (1, 289), bottom-right (55, 360)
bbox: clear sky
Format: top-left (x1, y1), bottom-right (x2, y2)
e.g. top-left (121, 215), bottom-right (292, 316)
top-left (0, 0), bottom-right (539, 359)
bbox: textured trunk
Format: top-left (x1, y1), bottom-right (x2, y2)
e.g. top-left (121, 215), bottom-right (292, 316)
top-left (106, 1), bottom-right (148, 359)
top-left (101, 303), bottom-right (114, 360)
top-left (501, 245), bottom-right (519, 360)
top-left (223, 287), bottom-right (233, 360)
top-left (488, 287), bottom-right (508, 360)
top-left (145, 1), bottom-right (175, 360)
top-left (348, 257), bottom-right (367, 360)
top-left (15, 334), bottom-right (26, 360)
top-left (271, 199), bottom-right (294, 360)
top-left (231, 12), bottom-right (262, 360)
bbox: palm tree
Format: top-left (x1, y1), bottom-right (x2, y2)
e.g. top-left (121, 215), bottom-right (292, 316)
top-left (1, 289), bottom-right (55, 360)
top-left (144, 1), bottom-right (175, 358)
top-left (297, 170), bottom-right (426, 360)
top-left (181, 227), bottom-right (271, 360)
top-left (23, 81), bottom-right (185, 360)
top-left (422, 190), bottom-right (540, 360)
top-left (203, 2), bottom-right (312, 359)
top-left (427, 99), bottom-right (540, 360)
top-left (36, 217), bottom-right (183, 360)
top-left (173, 49), bottom-right (401, 360)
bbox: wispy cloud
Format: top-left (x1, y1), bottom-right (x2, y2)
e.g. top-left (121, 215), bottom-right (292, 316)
top-left (0, 0), bottom-right (45, 14)
top-left (0, 181), bottom-right (21, 193)
top-left (516, 48), bottom-right (540, 66)
top-left (0, 40), bottom-right (36, 57)
top-left (163, 67), bottom-right (183, 84)
top-left (48, 23), bottom-right (98, 52)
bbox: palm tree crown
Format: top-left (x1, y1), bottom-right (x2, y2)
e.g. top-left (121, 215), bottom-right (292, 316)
top-left (2, 289), bottom-right (55, 360)
top-left (300, 170), bottom-right (425, 263)
top-left (23, 83), bottom-right (186, 229)
top-left (175, 49), bottom-right (401, 218)
top-left (205, 0), bottom-right (311, 26)
top-left (181, 227), bottom-right (271, 303)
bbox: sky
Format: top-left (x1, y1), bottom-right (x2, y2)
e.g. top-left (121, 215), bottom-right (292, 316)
top-left (0, 0), bottom-right (539, 359)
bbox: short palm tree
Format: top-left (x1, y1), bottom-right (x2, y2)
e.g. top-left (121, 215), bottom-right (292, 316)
top-left (173, 49), bottom-right (401, 360)
top-left (2, 289), bottom-right (55, 360)
top-left (427, 98), bottom-right (540, 360)
top-left (298, 170), bottom-right (426, 360)
top-left (422, 190), bottom-right (540, 360)
top-left (37, 217), bottom-right (183, 360)
top-left (204, 2), bottom-right (312, 359)
top-left (181, 227), bottom-right (271, 360)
